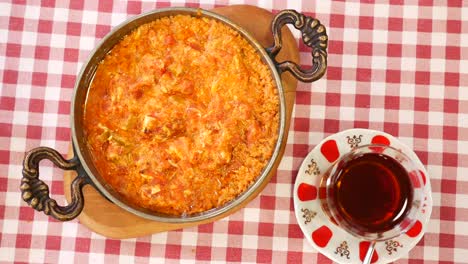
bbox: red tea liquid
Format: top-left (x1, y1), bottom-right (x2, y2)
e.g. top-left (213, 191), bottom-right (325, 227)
top-left (332, 152), bottom-right (413, 233)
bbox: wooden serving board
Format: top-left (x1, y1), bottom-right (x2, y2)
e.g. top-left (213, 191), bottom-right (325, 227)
top-left (64, 5), bottom-right (299, 239)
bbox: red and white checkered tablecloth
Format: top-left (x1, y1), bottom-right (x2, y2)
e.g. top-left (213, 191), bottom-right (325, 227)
top-left (1, 0), bottom-right (467, 263)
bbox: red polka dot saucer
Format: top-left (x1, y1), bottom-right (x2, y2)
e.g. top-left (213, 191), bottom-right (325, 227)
top-left (293, 129), bottom-right (432, 263)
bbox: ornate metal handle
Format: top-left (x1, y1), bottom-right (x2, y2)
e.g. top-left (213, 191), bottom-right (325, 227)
top-left (20, 147), bottom-right (89, 221)
top-left (267, 10), bottom-right (328, 82)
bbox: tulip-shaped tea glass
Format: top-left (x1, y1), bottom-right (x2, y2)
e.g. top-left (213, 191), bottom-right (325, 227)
top-left (320, 144), bottom-right (424, 244)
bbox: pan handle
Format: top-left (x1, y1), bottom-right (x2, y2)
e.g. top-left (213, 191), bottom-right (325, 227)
top-left (267, 10), bottom-right (328, 82)
top-left (20, 147), bottom-right (90, 221)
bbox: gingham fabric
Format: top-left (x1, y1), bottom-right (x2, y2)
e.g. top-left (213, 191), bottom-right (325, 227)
top-left (1, 1), bottom-right (467, 263)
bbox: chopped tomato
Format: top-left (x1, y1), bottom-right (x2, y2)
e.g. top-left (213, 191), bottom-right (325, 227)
top-left (246, 121), bottom-right (261, 144)
top-left (188, 42), bottom-right (202, 51)
top-left (179, 79), bottom-right (194, 94)
top-left (164, 35), bottom-right (176, 46)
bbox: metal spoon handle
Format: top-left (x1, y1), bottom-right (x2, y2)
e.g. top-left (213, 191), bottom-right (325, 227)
top-left (362, 241), bottom-right (376, 264)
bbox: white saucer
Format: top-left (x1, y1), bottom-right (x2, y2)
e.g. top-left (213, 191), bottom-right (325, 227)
top-left (293, 129), bottom-right (432, 264)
